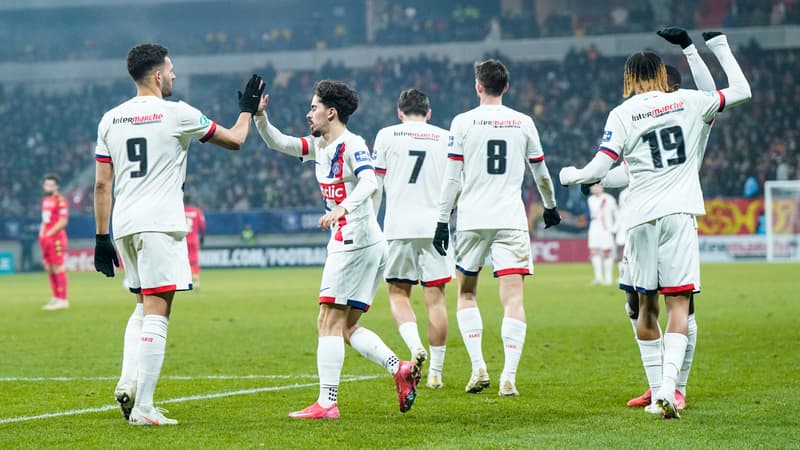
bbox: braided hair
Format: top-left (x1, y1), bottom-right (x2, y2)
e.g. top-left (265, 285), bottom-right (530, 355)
top-left (623, 51), bottom-right (669, 98)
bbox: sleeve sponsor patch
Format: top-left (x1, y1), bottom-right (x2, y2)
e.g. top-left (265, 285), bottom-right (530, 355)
top-left (448, 136), bottom-right (455, 147)
top-left (354, 150), bottom-right (371, 162)
top-left (602, 130), bottom-right (613, 142)
top-left (199, 115), bottom-right (210, 126)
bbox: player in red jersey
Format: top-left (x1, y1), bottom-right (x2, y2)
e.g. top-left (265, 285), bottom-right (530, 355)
top-left (184, 196), bottom-right (206, 290)
top-left (39, 173), bottom-right (70, 310)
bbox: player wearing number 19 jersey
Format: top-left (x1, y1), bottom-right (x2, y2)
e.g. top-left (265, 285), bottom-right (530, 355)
top-left (373, 88), bottom-right (452, 389)
top-left (434, 59), bottom-right (561, 396)
top-left (93, 43), bottom-right (263, 426)
top-left (559, 33), bottom-right (751, 418)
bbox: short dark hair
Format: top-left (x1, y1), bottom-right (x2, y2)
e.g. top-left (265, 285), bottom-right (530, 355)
top-left (314, 80), bottom-right (358, 124)
top-left (43, 173), bottom-right (59, 185)
top-left (665, 65), bottom-right (682, 91)
top-left (397, 88), bottom-right (430, 116)
top-left (127, 43), bottom-right (169, 82)
top-left (474, 59), bottom-right (509, 96)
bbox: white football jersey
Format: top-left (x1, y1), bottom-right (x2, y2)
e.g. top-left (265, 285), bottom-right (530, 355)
top-left (299, 130), bottom-right (383, 253)
top-left (95, 96), bottom-right (216, 239)
top-left (373, 121), bottom-right (449, 240)
top-left (588, 192), bottom-right (617, 234)
top-left (599, 89), bottom-right (724, 229)
top-left (616, 187), bottom-right (630, 233)
top-left (448, 105), bottom-right (545, 231)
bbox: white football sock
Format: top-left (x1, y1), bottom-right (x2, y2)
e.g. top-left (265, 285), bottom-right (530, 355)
top-left (117, 303), bottom-right (144, 390)
top-left (135, 315), bottom-right (168, 409)
top-left (349, 327), bottom-right (399, 375)
top-left (677, 315), bottom-right (697, 396)
top-left (624, 301), bottom-right (638, 336)
top-left (662, 332), bottom-right (688, 390)
top-left (602, 256), bottom-right (614, 284)
top-left (637, 338), bottom-right (663, 393)
top-left (500, 318), bottom-right (526, 383)
top-left (591, 254), bottom-right (602, 282)
top-left (398, 321), bottom-right (424, 357)
top-left (457, 308), bottom-right (486, 372)
top-left (428, 345), bottom-right (446, 374)
top-left (317, 336), bottom-right (344, 408)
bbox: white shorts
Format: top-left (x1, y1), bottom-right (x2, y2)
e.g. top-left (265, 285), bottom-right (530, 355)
top-left (588, 227), bottom-right (615, 250)
top-left (116, 232), bottom-right (192, 295)
top-left (454, 229), bottom-right (533, 277)
top-left (385, 238), bottom-right (454, 286)
top-left (626, 213), bottom-right (700, 295)
top-left (319, 240), bottom-right (387, 312)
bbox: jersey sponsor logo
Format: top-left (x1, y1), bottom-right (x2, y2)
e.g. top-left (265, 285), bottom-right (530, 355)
top-left (392, 130), bottom-right (441, 141)
top-left (631, 100), bottom-right (686, 122)
top-left (602, 130), bottom-right (613, 142)
top-left (354, 150), bottom-right (371, 162)
top-left (112, 113), bottom-right (164, 125)
top-left (472, 119), bottom-right (522, 128)
top-left (319, 182), bottom-right (346, 202)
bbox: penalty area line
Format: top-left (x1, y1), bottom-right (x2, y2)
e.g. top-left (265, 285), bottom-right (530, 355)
top-left (0, 375), bottom-right (379, 425)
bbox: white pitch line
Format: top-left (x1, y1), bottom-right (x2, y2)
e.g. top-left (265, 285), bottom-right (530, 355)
top-left (0, 375), bottom-right (378, 425)
top-left (0, 374), bottom-right (322, 382)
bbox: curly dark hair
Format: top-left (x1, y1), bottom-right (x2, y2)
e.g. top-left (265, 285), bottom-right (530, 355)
top-left (314, 80), bottom-right (358, 124)
top-left (474, 59), bottom-right (509, 97)
top-left (397, 88), bottom-right (430, 117)
top-left (127, 43), bottom-right (169, 82)
top-left (43, 173), bottom-right (60, 185)
top-left (665, 64), bottom-right (682, 92)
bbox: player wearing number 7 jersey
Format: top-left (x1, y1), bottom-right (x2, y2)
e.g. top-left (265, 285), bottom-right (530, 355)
top-left (372, 88), bottom-right (453, 389)
top-left (93, 43), bottom-right (264, 426)
top-left (559, 32), bottom-right (751, 418)
top-left (433, 59), bottom-right (561, 396)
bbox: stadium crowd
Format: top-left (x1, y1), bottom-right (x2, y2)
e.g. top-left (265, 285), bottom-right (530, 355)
top-left (1, 0), bottom-right (797, 62)
top-left (1, 43), bottom-right (797, 219)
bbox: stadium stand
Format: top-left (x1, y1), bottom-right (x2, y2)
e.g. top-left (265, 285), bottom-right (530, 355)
top-left (1, 42), bottom-right (797, 220)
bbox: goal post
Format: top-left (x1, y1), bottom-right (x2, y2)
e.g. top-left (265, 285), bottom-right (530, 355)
top-left (764, 180), bottom-right (800, 262)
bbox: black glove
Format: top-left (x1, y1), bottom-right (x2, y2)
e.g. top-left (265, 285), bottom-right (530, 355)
top-left (94, 234), bottom-right (119, 277)
top-left (702, 31), bottom-right (723, 41)
top-left (543, 207), bottom-right (561, 229)
top-left (580, 181), bottom-right (599, 196)
top-left (657, 27), bottom-right (692, 49)
top-left (238, 74), bottom-right (264, 114)
top-left (433, 222), bottom-right (450, 256)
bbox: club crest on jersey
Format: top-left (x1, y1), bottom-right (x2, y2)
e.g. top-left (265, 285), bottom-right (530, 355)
top-left (602, 130), bottom-right (613, 142)
top-left (319, 182), bottom-right (346, 203)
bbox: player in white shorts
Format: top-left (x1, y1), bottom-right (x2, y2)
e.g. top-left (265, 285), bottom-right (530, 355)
top-left (597, 30), bottom-right (725, 412)
top-left (560, 29), bottom-right (751, 417)
top-left (586, 183), bottom-right (618, 285)
top-left (253, 80), bottom-right (418, 419)
top-left (373, 88), bottom-right (453, 389)
top-left (93, 43), bottom-right (263, 426)
top-left (433, 59), bottom-right (561, 396)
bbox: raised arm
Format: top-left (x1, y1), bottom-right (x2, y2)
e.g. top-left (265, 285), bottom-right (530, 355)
top-left (253, 94), bottom-right (311, 158)
top-left (657, 27), bottom-right (716, 91)
top-left (208, 74), bottom-right (265, 150)
top-left (704, 33), bottom-right (752, 109)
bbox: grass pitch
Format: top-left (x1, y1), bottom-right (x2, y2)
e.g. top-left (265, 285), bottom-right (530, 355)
top-left (1, 263), bottom-right (798, 449)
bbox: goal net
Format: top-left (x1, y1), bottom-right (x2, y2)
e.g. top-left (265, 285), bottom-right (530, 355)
top-left (765, 181), bottom-right (800, 262)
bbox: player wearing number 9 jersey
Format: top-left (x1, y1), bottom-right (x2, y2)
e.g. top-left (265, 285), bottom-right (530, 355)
top-left (559, 33), bottom-right (751, 418)
top-left (434, 59), bottom-right (560, 397)
top-left (93, 43), bottom-right (263, 426)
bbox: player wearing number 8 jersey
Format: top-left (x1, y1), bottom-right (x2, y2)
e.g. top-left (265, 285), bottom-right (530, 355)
top-left (93, 43), bottom-right (263, 426)
top-left (433, 59), bottom-right (561, 396)
top-left (559, 32), bottom-right (751, 418)
top-left (373, 88), bottom-right (453, 388)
